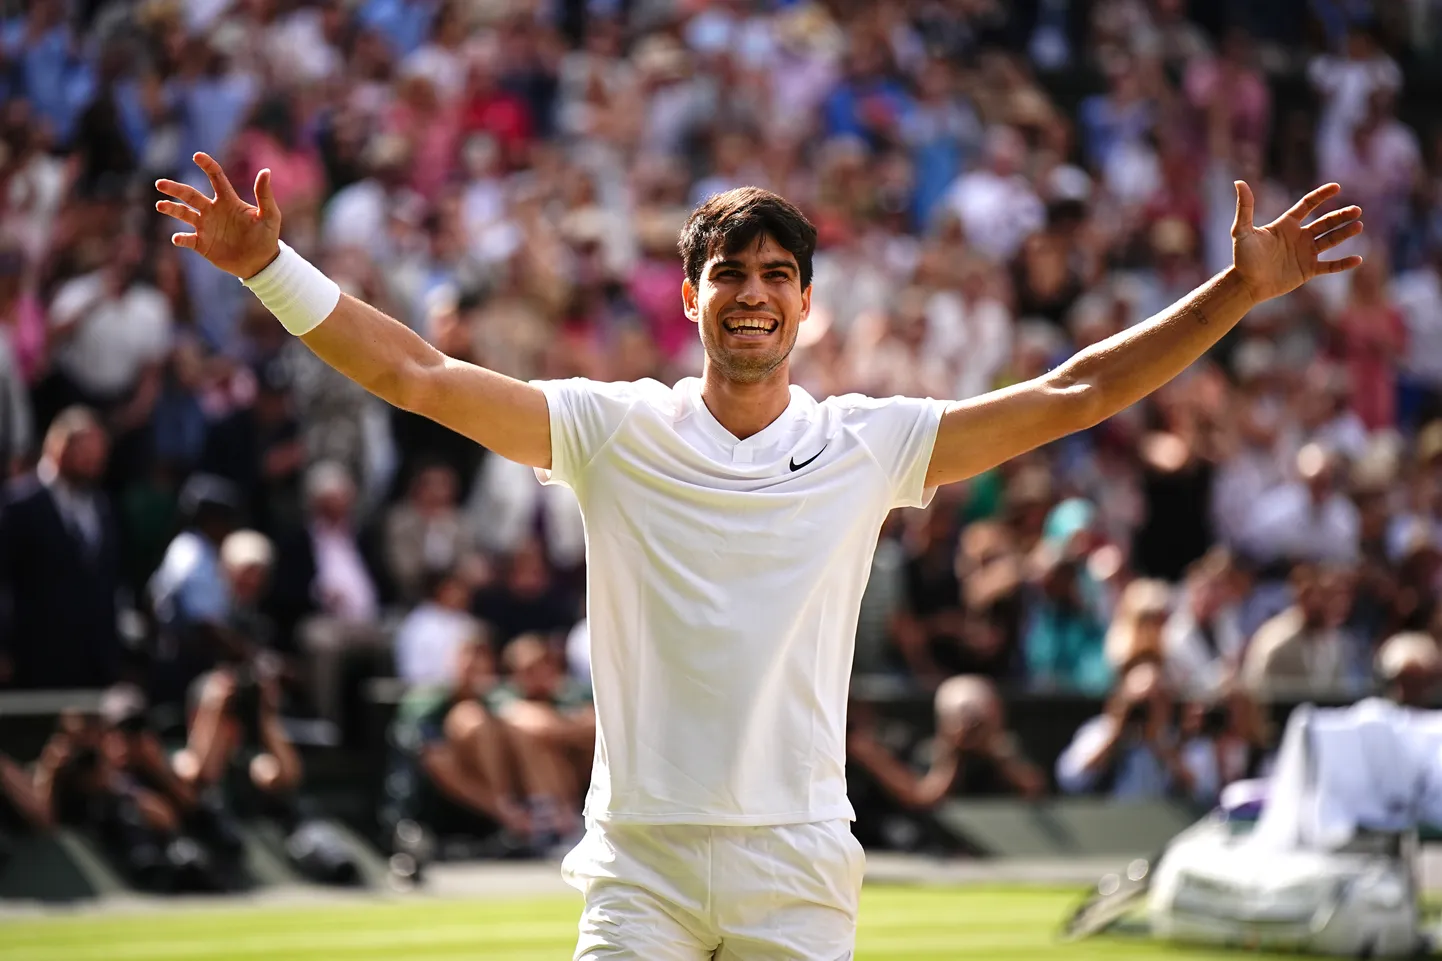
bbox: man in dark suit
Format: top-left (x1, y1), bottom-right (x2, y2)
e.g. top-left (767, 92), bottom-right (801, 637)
top-left (0, 407), bottom-right (122, 689)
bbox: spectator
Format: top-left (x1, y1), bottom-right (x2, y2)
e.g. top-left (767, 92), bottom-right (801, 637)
top-left (0, 406), bottom-right (121, 689)
top-left (172, 663), bottom-right (302, 822)
top-left (1162, 548), bottom-right (1248, 696)
top-left (383, 460), bottom-right (480, 605)
top-left (387, 634), bottom-right (532, 853)
top-left (39, 233), bottom-right (173, 483)
top-left (1175, 683), bottom-right (1272, 807)
top-left (1374, 630), bottom-right (1442, 708)
top-left (1022, 541), bottom-right (1111, 695)
top-left (1056, 659), bottom-right (1196, 800)
top-left (146, 473), bottom-right (245, 706)
top-left (847, 675), bottom-right (1043, 814)
top-left (0, 248), bottom-right (35, 475)
top-left (268, 461), bottom-right (388, 726)
top-left (1241, 563), bottom-right (1363, 700)
top-left (1328, 255), bottom-right (1407, 431)
top-left (219, 529), bottom-right (283, 665)
top-left (1241, 443), bottom-right (1361, 567)
top-left (1390, 249), bottom-right (1442, 429)
top-left (394, 566), bottom-right (487, 686)
top-left (198, 356), bottom-right (306, 535)
top-left (1104, 577), bottom-right (1173, 671)
top-left (941, 125), bottom-right (1045, 263)
top-left (486, 634), bottom-right (594, 842)
top-left (471, 538), bottom-right (579, 655)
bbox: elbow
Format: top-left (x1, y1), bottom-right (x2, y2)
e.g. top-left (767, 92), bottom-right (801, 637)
top-left (375, 354), bottom-right (441, 415)
top-left (1046, 361), bottom-right (1108, 432)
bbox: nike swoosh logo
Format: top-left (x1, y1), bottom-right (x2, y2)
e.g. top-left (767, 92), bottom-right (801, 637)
top-left (789, 444), bottom-right (827, 472)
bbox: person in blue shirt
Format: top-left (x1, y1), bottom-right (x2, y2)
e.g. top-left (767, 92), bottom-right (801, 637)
top-left (1055, 658), bottom-right (1197, 801)
top-left (146, 473), bottom-right (248, 706)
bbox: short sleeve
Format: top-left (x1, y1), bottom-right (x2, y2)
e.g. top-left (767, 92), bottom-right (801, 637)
top-left (530, 378), bottom-right (644, 490)
top-left (177, 561), bottom-right (229, 624)
top-left (834, 394), bottom-right (949, 510)
top-left (1055, 715), bottom-right (1114, 795)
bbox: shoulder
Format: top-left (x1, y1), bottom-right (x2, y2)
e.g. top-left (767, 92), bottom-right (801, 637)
top-left (158, 531), bottom-right (212, 579)
top-left (822, 392), bottom-right (948, 431)
top-left (532, 376), bottom-right (676, 412)
top-left (1251, 608), bottom-right (1303, 651)
top-left (50, 271), bottom-right (102, 307)
top-left (1, 475), bottom-right (45, 512)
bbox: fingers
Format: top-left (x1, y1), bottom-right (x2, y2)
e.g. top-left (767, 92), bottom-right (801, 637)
top-left (155, 178), bottom-right (211, 210)
top-left (1318, 254), bottom-right (1364, 275)
top-left (1283, 182), bottom-right (1341, 222)
top-left (155, 200), bottom-right (201, 227)
top-left (1315, 219), bottom-right (1364, 253)
top-left (1231, 180), bottom-right (1254, 236)
top-left (192, 152), bottom-right (239, 204)
top-left (254, 168), bottom-right (280, 224)
top-left (1306, 205), bottom-right (1362, 237)
top-left (171, 232), bottom-right (198, 249)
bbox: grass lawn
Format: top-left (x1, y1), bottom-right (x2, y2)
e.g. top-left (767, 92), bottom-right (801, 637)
top-left (0, 885), bottom-right (1265, 960)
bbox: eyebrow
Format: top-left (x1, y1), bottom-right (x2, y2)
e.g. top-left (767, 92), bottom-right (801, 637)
top-left (710, 259), bottom-right (797, 274)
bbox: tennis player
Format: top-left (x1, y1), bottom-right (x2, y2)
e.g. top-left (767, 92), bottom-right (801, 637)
top-left (158, 154), bottom-right (1361, 960)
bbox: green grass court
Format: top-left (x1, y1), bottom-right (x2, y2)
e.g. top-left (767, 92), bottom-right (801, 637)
top-left (0, 886), bottom-right (1260, 960)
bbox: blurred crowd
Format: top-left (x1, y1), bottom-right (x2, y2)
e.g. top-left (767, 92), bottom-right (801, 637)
top-left (2, 0), bottom-right (1442, 869)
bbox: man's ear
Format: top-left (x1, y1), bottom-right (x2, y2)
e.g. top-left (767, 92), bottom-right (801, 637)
top-left (799, 283), bottom-right (812, 323)
top-left (682, 277), bottom-right (699, 323)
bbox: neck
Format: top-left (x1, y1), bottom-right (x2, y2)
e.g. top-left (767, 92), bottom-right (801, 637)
top-left (699, 362), bottom-right (793, 441)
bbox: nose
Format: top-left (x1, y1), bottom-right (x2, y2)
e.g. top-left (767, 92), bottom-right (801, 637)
top-left (736, 272), bottom-right (769, 307)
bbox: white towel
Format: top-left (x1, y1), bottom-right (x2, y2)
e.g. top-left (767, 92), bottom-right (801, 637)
top-left (1248, 699), bottom-right (1433, 852)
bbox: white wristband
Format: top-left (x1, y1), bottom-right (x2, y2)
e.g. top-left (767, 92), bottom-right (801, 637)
top-left (240, 240), bottom-right (341, 337)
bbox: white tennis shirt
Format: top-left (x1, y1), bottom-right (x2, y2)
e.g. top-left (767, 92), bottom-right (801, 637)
top-left (534, 376), bottom-right (947, 825)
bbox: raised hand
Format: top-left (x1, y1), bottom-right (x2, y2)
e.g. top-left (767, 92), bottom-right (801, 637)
top-left (1230, 181), bottom-right (1363, 304)
top-left (155, 152), bottom-right (282, 280)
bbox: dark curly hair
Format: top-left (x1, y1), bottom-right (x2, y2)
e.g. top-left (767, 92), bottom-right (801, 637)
top-left (678, 187), bottom-right (818, 291)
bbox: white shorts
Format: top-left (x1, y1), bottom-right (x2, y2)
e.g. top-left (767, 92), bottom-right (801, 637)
top-left (561, 819), bottom-right (865, 960)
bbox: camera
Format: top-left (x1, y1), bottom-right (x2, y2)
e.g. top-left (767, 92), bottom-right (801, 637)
top-left (1199, 704), bottom-right (1230, 737)
top-left (229, 666), bottom-right (267, 746)
top-left (1123, 701), bottom-right (1150, 727)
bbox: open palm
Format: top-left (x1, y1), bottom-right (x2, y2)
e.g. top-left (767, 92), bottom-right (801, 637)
top-left (1231, 181), bottom-right (1363, 303)
top-left (155, 152), bottom-right (282, 280)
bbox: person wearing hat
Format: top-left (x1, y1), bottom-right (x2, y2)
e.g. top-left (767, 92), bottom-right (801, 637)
top-left (198, 355), bottom-right (306, 533)
top-left (1375, 631), bottom-right (1442, 708)
top-left (146, 473), bottom-right (249, 706)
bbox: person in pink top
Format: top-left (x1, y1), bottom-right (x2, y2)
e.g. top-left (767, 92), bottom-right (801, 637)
top-left (1331, 256), bottom-right (1406, 431)
top-left (0, 247), bottom-right (45, 384)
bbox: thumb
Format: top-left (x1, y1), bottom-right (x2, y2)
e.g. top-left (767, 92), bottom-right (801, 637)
top-left (1232, 180), bottom-right (1255, 237)
top-left (254, 168), bottom-right (281, 226)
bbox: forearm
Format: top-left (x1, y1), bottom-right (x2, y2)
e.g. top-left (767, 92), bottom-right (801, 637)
top-left (260, 715), bottom-right (302, 790)
top-left (1059, 268), bottom-right (1257, 424)
top-left (300, 293), bottom-right (445, 412)
top-left (856, 746), bottom-right (941, 810)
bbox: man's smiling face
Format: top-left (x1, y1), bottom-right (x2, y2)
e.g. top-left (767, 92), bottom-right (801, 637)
top-left (683, 233), bottom-right (812, 385)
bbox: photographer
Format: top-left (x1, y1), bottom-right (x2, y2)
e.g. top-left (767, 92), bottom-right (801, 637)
top-left (1056, 659), bottom-right (1197, 801)
top-left (32, 691), bottom-right (215, 891)
top-left (174, 656), bottom-right (302, 819)
top-left (848, 676), bottom-right (1043, 815)
top-left (1178, 682), bottom-right (1273, 807)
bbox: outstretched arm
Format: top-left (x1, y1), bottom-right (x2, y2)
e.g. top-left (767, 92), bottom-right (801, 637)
top-left (157, 154), bottom-right (551, 470)
top-left (924, 182), bottom-right (1363, 488)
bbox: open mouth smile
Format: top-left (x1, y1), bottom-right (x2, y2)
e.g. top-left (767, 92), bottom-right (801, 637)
top-left (722, 317), bottom-right (780, 337)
